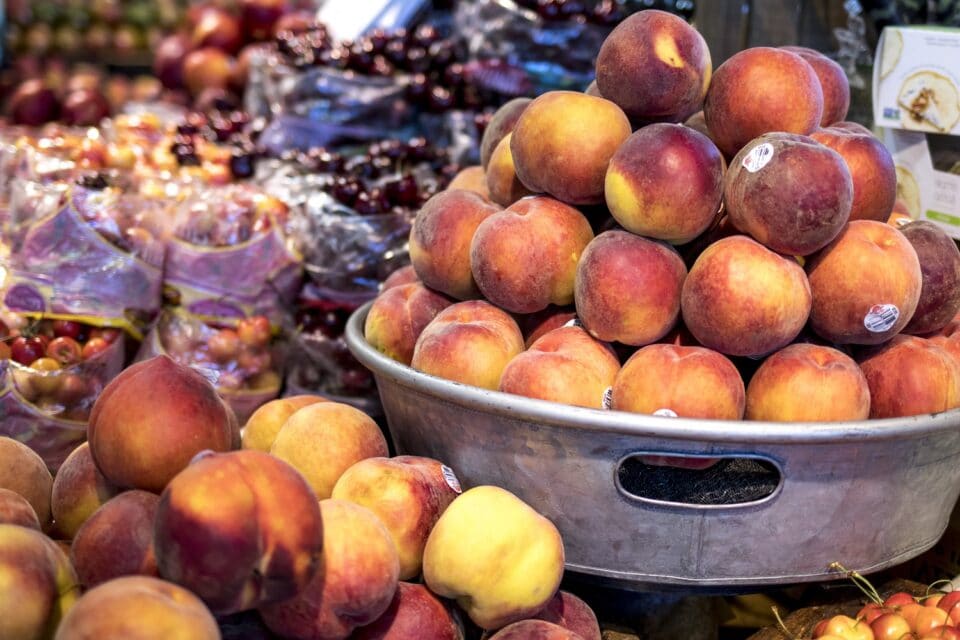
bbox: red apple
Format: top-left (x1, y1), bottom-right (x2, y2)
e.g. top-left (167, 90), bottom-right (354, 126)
top-left (242, 0), bottom-right (286, 41)
top-left (7, 79), bottom-right (59, 126)
top-left (61, 88), bottom-right (110, 126)
top-left (153, 33), bottom-right (190, 90)
top-left (191, 7), bottom-right (243, 55)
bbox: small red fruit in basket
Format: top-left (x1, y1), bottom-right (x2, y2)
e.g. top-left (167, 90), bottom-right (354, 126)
top-left (10, 336), bottom-right (46, 366)
top-left (52, 320), bottom-right (83, 340)
top-left (814, 615), bottom-right (875, 640)
top-left (81, 338), bottom-right (111, 361)
top-left (207, 329), bottom-right (241, 363)
top-left (47, 337), bottom-right (83, 366)
top-left (89, 328), bottom-right (121, 344)
top-left (912, 607), bottom-right (950, 636)
top-left (29, 357), bottom-right (62, 396)
top-left (886, 593), bottom-right (920, 609)
top-left (921, 627), bottom-right (960, 640)
top-left (237, 316), bottom-right (271, 348)
top-left (859, 603), bottom-right (893, 625)
top-left (871, 613), bottom-right (913, 640)
top-left (937, 592), bottom-right (960, 625)
top-left (57, 373), bottom-right (90, 407)
top-left (237, 348), bottom-right (272, 377)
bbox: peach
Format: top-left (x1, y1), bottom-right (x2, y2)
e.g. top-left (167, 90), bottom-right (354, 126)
top-left (471, 195), bottom-right (595, 313)
top-left (480, 98), bottom-right (532, 170)
top-left (511, 91), bottom-right (631, 205)
top-left (499, 326), bottom-right (620, 409)
top-left (53, 576), bottom-right (219, 640)
top-left (331, 455), bottom-right (461, 580)
top-left (241, 394), bottom-right (327, 452)
top-left (447, 165), bottom-right (490, 200)
top-left (87, 355), bottom-right (237, 493)
top-left (611, 344), bottom-right (744, 419)
top-left (704, 47), bottom-right (824, 157)
top-left (0, 523), bottom-right (79, 639)
top-left (270, 401), bottom-right (389, 500)
top-left (575, 230), bottom-right (687, 346)
top-left (858, 335), bottom-right (960, 418)
top-left (515, 306), bottom-right (578, 348)
top-left (811, 126), bottom-right (897, 222)
top-left (677, 213), bottom-right (737, 268)
top-left (534, 591), bottom-right (602, 640)
top-left (744, 344), bottom-right (870, 422)
top-left (684, 110), bottom-right (711, 138)
top-left (0, 488), bottom-right (41, 529)
top-left (364, 282), bottom-right (454, 365)
top-left (50, 442), bottom-right (119, 539)
top-left (381, 265), bottom-right (420, 291)
top-left (888, 204), bottom-right (913, 229)
top-left (724, 133), bottom-right (853, 256)
top-left (806, 220), bottom-right (922, 344)
top-left (488, 620), bottom-right (585, 640)
top-left (154, 450), bottom-right (323, 614)
top-left (899, 221), bottom-right (960, 335)
top-left (595, 9), bottom-right (711, 123)
top-left (928, 334), bottom-right (960, 364)
top-left (781, 46), bottom-right (850, 126)
top-left (0, 436), bottom-right (53, 528)
top-left (70, 490), bottom-right (159, 589)
top-left (408, 189), bottom-right (502, 300)
top-left (259, 499), bottom-right (400, 640)
top-left (412, 300), bottom-right (525, 390)
top-left (605, 123), bottom-right (724, 244)
top-left (354, 581), bottom-right (464, 640)
top-left (682, 235), bottom-right (812, 356)
top-left (423, 486), bottom-right (564, 630)
top-left (486, 134), bottom-right (534, 206)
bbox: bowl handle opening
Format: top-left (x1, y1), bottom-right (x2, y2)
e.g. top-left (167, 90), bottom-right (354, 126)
top-left (614, 451), bottom-right (783, 510)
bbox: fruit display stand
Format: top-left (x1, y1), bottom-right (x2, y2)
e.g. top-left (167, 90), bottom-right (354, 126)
top-left (8, 2), bottom-right (960, 640)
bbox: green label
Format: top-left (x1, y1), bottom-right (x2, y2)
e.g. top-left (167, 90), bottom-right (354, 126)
top-left (927, 210), bottom-right (960, 226)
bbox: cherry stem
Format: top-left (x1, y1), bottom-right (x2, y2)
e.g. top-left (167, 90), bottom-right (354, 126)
top-left (772, 606), bottom-right (799, 640)
top-left (829, 562), bottom-right (883, 605)
top-left (928, 579), bottom-right (955, 596)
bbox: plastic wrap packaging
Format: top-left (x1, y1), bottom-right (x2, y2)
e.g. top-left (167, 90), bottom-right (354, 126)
top-left (0, 317), bottom-right (126, 470)
top-left (454, 0), bottom-right (612, 94)
top-left (296, 189), bottom-right (413, 296)
top-left (2, 180), bottom-right (165, 338)
top-left (284, 293), bottom-right (381, 417)
top-left (256, 148), bottom-right (436, 297)
top-left (254, 55), bottom-right (420, 150)
top-left (136, 309), bottom-right (284, 424)
top-left (163, 184), bottom-right (303, 327)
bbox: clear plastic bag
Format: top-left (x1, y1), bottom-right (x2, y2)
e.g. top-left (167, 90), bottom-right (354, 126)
top-left (0, 316), bottom-right (126, 470)
top-left (163, 184), bottom-right (303, 326)
top-left (254, 54), bottom-right (421, 149)
top-left (2, 180), bottom-right (165, 337)
top-left (284, 293), bottom-right (381, 418)
top-left (453, 0), bottom-right (612, 94)
top-left (297, 189), bottom-right (414, 295)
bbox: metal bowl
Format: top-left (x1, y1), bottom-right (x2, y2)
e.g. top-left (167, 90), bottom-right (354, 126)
top-left (346, 302), bottom-right (960, 590)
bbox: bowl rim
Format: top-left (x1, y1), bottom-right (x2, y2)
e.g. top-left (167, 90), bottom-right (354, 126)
top-left (345, 301), bottom-right (960, 445)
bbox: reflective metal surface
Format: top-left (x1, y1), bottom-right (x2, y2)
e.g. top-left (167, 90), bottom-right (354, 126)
top-left (346, 302), bottom-right (960, 589)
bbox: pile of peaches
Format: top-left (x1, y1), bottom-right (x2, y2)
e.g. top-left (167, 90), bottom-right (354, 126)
top-left (0, 354), bottom-right (599, 640)
top-left (365, 10), bottom-right (960, 423)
